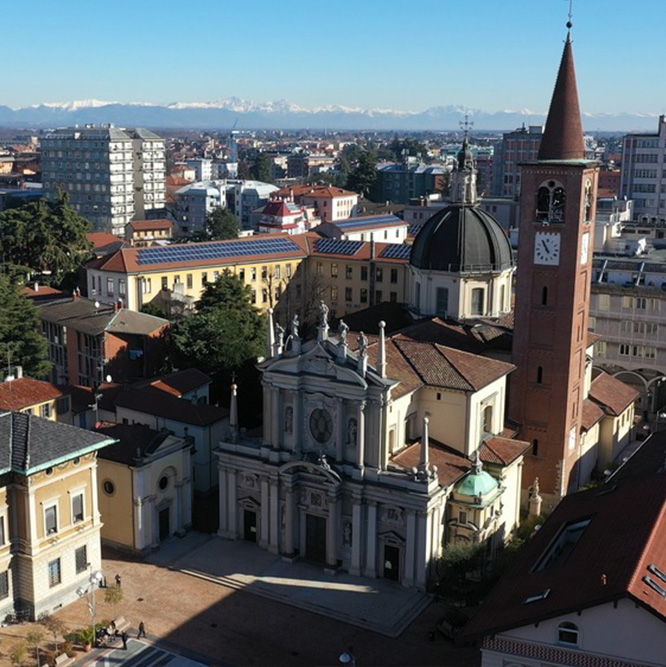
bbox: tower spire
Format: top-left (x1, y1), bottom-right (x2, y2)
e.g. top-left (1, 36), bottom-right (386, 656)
top-left (537, 23), bottom-right (585, 161)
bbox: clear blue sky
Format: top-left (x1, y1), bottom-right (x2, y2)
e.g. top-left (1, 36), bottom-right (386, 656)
top-left (2, 0), bottom-right (664, 114)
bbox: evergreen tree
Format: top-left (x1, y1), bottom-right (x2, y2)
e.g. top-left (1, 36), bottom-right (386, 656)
top-left (0, 192), bottom-right (92, 286)
top-left (206, 207), bottom-right (240, 241)
top-left (250, 153), bottom-right (272, 183)
top-left (346, 151), bottom-right (378, 200)
top-left (0, 275), bottom-right (50, 377)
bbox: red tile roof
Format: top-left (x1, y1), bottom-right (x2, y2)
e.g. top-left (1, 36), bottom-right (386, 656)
top-left (392, 440), bottom-right (471, 487)
top-left (463, 472), bottom-right (666, 640)
top-left (0, 378), bottom-right (65, 411)
top-left (590, 372), bottom-right (640, 417)
top-left (482, 436), bottom-right (530, 465)
top-left (127, 219), bottom-right (173, 231)
top-left (581, 398), bottom-right (605, 431)
top-left (132, 369), bottom-right (211, 398)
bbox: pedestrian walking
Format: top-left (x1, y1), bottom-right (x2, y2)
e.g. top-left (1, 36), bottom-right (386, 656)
top-left (115, 573), bottom-right (122, 588)
top-left (122, 631), bottom-right (128, 650)
top-left (138, 621), bottom-right (146, 638)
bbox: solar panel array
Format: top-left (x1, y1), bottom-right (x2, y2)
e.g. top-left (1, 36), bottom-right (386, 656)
top-left (136, 237), bottom-right (301, 266)
top-left (314, 239), bottom-right (364, 256)
top-left (335, 215), bottom-right (402, 230)
top-left (380, 244), bottom-right (412, 260)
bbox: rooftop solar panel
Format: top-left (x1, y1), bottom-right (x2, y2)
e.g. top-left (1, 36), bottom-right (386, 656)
top-left (314, 239), bottom-right (364, 256)
top-left (137, 237), bottom-right (301, 266)
top-left (380, 244), bottom-right (412, 259)
top-left (335, 215), bottom-right (403, 230)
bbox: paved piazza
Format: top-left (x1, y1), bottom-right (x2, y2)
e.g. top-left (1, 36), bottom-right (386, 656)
top-left (54, 532), bottom-right (480, 666)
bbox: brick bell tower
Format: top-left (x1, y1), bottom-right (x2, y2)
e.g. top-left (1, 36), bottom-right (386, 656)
top-left (509, 26), bottom-right (599, 504)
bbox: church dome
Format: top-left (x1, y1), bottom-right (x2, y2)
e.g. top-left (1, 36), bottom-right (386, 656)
top-left (410, 205), bottom-right (513, 273)
top-left (455, 468), bottom-right (499, 498)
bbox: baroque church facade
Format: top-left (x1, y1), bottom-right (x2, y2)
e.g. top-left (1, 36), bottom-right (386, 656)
top-left (215, 32), bottom-right (637, 588)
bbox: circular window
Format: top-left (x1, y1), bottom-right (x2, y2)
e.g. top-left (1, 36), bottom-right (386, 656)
top-left (309, 408), bottom-right (333, 444)
top-left (72, 457), bottom-right (81, 466)
top-left (45, 467), bottom-right (53, 476)
top-left (159, 476), bottom-right (169, 491)
top-left (103, 480), bottom-right (115, 495)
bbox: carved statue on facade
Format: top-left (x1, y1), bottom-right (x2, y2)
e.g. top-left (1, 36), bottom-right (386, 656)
top-left (338, 319), bottom-right (349, 345)
top-left (358, 331), bottom-right (368, 357)
top-left (275, 322), bottom-right (285, 348)
top-left (347, 417), bottom-right (358, 446)
top-left (284, 406), bottom-right (293, 434)
top-left (319, 300), bottom-right (329, 327)
top-left (291, 313), bottom-right (300, 338)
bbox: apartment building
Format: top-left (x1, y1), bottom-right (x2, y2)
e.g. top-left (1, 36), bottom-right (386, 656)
top-left (491, 125), bottom-right (543, 198)
top-left (41, 125), bottom-right (166, 235)
top-left (0, 411), bottom-right (114, 620)
top-left (375, 162), bottom-right (448, 205)
top-left (620, 115), bottom-right (666, 219)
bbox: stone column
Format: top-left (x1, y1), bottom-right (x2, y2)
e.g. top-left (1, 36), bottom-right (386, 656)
top-left (260, 477), bottom-right (270, 548)
top-left (364, 500), bottom-right (377, 578)
top-left (183, 477), bottom-right (192, 528)
top-left (326, 490), bottom-right (340, 570)
top-left (133, 497), bottom-right (144, 551)
top-left (379, 397), bottom-right (389, 471)
top-left (415, 511), bottom-right (428, 589)
top-left (227, 468), bottom-right (238, 538)
top-left (90, 463), bottom-right (100, 527)
top-left (284, 483), bottom-right (296, 557)
top-left (175, 481), bottom-right (184, 532)
top-left (269, 477), bottom-right (280, 554)
top-left (292, 390), bottom-right (302, 456)
top-left (335, 397), bottom-right (345, 463)
top-left (350, 497), bottom-right (363, 576)
top-left (272, 388), bottom-right (281, 450)
top-left (356, 400), bottom-right (366, 471)
top-left (404, 509), bottom-right (416, 587)
top-left (147, 495), bottom-right (158, 548)
top-left (262, 382), bottom-right (271, 447)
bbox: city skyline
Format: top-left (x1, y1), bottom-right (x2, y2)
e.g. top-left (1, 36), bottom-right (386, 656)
top-left (3, 0), bottom-right (665, 116)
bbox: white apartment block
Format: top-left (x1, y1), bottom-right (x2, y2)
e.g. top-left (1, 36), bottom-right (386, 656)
top-left (41, 125), bottom-right (166, 236)
top-left (620, 115), bottom-right (666, 220)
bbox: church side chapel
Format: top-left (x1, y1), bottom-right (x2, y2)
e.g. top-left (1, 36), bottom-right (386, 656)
top-left (215, 30), bottom-right (639, 589)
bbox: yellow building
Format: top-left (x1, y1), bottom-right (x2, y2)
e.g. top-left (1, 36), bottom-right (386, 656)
top-left (0, 372), bottom-right (72, 423)
top-left (96, 423), bottom-right (192, 554)
top-left (86, 232), bottom-right (411, 326)
top-left (0, 411), bottom-right (114, 620)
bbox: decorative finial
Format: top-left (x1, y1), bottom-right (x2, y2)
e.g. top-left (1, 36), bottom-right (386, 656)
top-left (566, 0), bottom-right (573, 31)
top-left (459, 112), bottom-right (474, 142)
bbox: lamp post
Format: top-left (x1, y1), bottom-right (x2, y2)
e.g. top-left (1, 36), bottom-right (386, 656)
top-left (76, 567), bottom-right (103, 646)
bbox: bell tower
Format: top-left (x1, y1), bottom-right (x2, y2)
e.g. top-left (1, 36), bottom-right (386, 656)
top-left (509, 26), bottom-right (599, 503)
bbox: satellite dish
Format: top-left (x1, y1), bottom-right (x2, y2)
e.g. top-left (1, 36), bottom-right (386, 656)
top-left (105, 375), bottom-right (112, 383)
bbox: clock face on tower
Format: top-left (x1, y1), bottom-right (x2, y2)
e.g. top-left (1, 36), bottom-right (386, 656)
top-left (310, 408), bottom-right (333, 443)
top-left (534, 232), bottom-right (561, 266)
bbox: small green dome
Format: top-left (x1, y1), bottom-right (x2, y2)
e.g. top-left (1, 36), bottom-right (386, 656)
top-left (455, 469), bottom-right (498, 497)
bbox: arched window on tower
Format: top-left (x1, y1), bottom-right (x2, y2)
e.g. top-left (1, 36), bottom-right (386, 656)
top-left (542, 286), bottom-right (548, 305)
top-left (537, 366), bottom-right (543, 383)
top-left (532, 439), bottom-right (539, 456)
top-left (536, 180), bottom-right (566, 222)
top-left (584, 180), bottom-right (593, 221)
top-left (557, 622), bottom-right (580, 647)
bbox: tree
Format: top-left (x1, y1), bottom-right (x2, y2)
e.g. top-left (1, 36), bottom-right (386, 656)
top-left (206, 207), bottom-right (240, 241)
top-left (0, 192), bottom-right (92, 287)
top-left (250, 153), bottom-right (272, 183)
top-left (41, 615), bottom-right (66, 654)
top-left (26, 628), bottom-right (45, 666)
top-left (345, 151), bottom-right (378, 200)
top-left (0, 275), bottom-right (50, 377)
top-left (9, 642), bottom-right (27, 666)
top-left (169, 272), bottom-right (265, 379)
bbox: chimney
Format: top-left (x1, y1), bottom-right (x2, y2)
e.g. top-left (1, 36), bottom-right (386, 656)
top-left (378, 321), bottom-right (387, 378)
top-left (15, 366), bottom-right (23, 379)
top-left (33, 281), bottom-right (39, 292)
top-left (420, 415), bottom-right (430, 472)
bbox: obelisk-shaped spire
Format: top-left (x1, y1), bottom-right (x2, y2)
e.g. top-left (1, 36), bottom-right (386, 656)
top-left (538, 30), bottom-right (585, 161)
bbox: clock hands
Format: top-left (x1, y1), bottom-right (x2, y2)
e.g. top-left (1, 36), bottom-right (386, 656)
top-left (541, 240), bottom-right (550, 254)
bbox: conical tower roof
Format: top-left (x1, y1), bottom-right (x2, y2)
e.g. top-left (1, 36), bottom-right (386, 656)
top-left (538, 33), bottom-right (585, 161)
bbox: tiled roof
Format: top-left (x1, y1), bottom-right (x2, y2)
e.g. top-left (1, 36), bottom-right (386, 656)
top-left (0, 410), bottom-right (114, 475)
top-left (481, 436), bottom-right (530, 466)
top-left (0, 378), bottom-right (65, 411)
top-left (21, 285), bottom-right (66, 301)
top-left (96, 423), bottom-right (187, 465)
top-left (463, 472), bottom-right (666, 640)
top-left (392, 440), bottom-right (471, 487)
top-left (589, 372), bottom-right (640, 417)
top-left (581, 398), bottom-right (605, 431)
top-left (127, 219), bottom-right (173, 231)
top-left (132, 369), bottom-right (211, 398)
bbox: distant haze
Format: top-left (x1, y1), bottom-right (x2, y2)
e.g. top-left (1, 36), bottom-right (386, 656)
top-left (0, 99), bottom-right (659, 133)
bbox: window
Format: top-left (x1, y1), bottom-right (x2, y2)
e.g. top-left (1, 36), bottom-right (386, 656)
top-left (532, 439), bottom-right (539, 456)
top-left (331, 263), bottom-right (338, 278)
top-left (471, 288), bottom-right (484, 316)
top-left (118, 279), bottom-right (126, 297)
top-left (376, 290), bottom-right (382, 303)
top-left (331, 286), bottom-right (338, 301)
top-left (619, 344), bottom-right (631, 356)
top-left (537, 366), bottom-right (543, 383)
top-left (186, 274), bottom-right (193, 289)
top-left (597, 294), bottom-right (610, 311)
top-left (482, 405), bottom-right (493, 433)
top-left (48, 559), bottom-right (61, 587)
top-left (436, 288), bottom-right (449, 316)
top-left (0, 571), bottom-right (8, 599)
top-left (251, 289), bottom-right (256, 304)
top-left (459, 511), bottom-right (467, 524)
top-left (262, 266), bottom-right (268, 281)
top-left (72, 493), bottom-right (84, 523)
top-left (40, 403), bottom-right (51, 419)
top-left (390, 268), bottom-right (398, 284)
top-left (262, 289), bottom-right (268, 303)
top-left (106, 278), bottom-right (114, 296)
top-left (201, 272), bottom-right (208, 285)
top-left (161, 276), bottom-right (168, 290)
top-left (251, 268), bottom-right (256, 281)
top-left (45, 505), bottom-right (58, 535)
top-left (535, 519), bottom-right (591, 571)
top-left (103, 480), bottom-right (115, 495)
top-left (536, 180), bottom-right (566, 222)
top-left (390, 291), bottom-right (397, 303)
top-left (346, 265), bottom-right (353, 280)
top-left (596, 340), bottom-right (607, 357)
top-left (0, 516), bottom-right (5, 546)
top-left (361, 266), bottom-right (368, 281)
top-left (376, 267), bottom-right (383, 282)
top-left (557, 622), bottom-right (579, 647)
top-left (159, 475), bottom-right (169, 491)
top-left (286, 264), bottom-right (292, 278)
top-left (360, 288), bottom-right (368, 303)
top-left (213, 271), bottom-right (220, 281)
top-left (541, 286), bottom-right (548, 306)
top-left (345, 287), bottom-right (353, 302)
top-left (274, 265), bottom-right (281, 279)
top-left (75, 545), bottom-right (88, 574)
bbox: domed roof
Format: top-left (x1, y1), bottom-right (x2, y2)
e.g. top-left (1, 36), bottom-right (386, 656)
top-left (410, 204), bottom-right (514, 273)
top-left (455, 468), bottom-right (499, 498)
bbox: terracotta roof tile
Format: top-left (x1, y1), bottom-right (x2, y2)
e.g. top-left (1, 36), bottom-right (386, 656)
top-left (127, 219), bottom-right (173, 231)
top-left (590, 372), bottom-right (640, 417)
top-left (0, 378), bottom-right (65, 411)
top-left (392, 440), bottom-right (471, 487)
top-left (481, 436), bottom-right (530, 465)
top-left (581, 398), bottom-right (605, 431)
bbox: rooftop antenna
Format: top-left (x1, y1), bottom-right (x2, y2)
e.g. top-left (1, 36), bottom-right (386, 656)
top-left (459, 113), bottom-right (474, 142)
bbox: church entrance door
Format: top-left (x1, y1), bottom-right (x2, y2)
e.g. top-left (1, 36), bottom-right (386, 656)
top-left (383, 544), bottom-right (400, 581)
top-left (159, 507), bottom-right (170, 541)
top-left (305, 514), bottom-right (327, 563)
top-left (243, 509), bottom-right (257, 542)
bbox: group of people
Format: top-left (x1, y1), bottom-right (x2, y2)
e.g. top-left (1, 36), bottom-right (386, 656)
top-left (96, 620), bottom-right (146, 650)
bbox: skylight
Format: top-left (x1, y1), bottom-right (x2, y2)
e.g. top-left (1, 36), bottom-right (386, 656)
top-left (644, 575), bottom-right (666, 598)
top-left (523, 588), bottom-right (551, 604)
top-left (534, 518), bottom-right (591, 572)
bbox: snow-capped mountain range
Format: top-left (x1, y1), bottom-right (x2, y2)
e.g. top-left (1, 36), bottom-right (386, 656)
top-left (0, 97), bottom-right (660, 132)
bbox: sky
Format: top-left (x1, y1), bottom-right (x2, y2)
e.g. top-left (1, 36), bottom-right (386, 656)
top-left (1, 0), bottom-right (664, 115)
